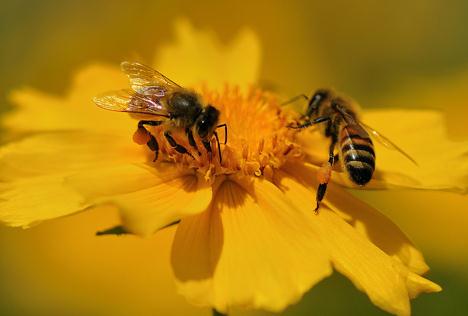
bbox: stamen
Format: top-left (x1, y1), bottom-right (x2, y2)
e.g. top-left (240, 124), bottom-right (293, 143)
top-left (137, 86), bottom-right (301, 181)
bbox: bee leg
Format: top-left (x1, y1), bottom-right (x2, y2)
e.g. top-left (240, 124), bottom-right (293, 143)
top-left (315, 137), bottom-right (337, 213)
top-left (164, 131), bottom-right (194, 159)
top-left (202, 140), bottom-right (213, 162)
top-left (214, 131), bottom-right (223, 163)
top-left (147, 135), bottom-right (159, 162)
top-left (216, 123), bottom-right (228, 144)
top-left (288, 116), bottom-right (330, 129)
top-left (185, 128), bottom-right (201, 156)
top-left (134, 120), bottom-right (163, 161)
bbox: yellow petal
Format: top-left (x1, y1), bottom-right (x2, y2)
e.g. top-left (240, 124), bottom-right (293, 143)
top-left (0, 174), bottom-right (88, 227)
top-left (66, 163), bottom-right (182, 201)
top-left (0, 132), bottom-right (143, 180)
top-left (171, 177), bottom-right (331, 313)
top-left (5, 65), bottom-right (135, 137)
top-left (361, 109), bottom-right (467, 191)
top-left (107, 170), bottom-right (212, 237)
top-left (282, 161), bottom-right (430, 275)
top-left (317, 210), bottom-right (440, 315)
top-left (276, 166), bottom-right (440, 316)
top-left (374, 189), bottom-right (468, 267)
top-left (0, 131), bottom-right (150, 227)
top-left (155, 19), bottom-right (261, 89)
top-left (404, 267), bottom-right (441, 299)
top-left (326, 183), bottom-right (431, 275)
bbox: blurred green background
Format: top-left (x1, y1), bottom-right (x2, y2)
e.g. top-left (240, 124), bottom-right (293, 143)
top-left (1, 1), bottom-right (467, 315)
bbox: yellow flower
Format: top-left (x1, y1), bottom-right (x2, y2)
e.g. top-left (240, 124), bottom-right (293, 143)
top-left (2, 20), bottom-right (466, 316)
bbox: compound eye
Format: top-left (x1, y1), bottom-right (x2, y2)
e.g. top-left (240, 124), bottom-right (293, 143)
top-left (311, 91), bottom-right (327, 105)
top-left (197, 120), bottom-right (210, 138)
top-left (306, 91), bottom-right (328, 116)
top-left (196, 105), bottom-right (219, 139)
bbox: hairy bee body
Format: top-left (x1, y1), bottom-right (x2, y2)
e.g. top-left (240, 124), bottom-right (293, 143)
top-left (94, 62), bottom-right (226, 162)
top-left (290, 89), bottom-right (377, 210)
top-left (290, 88), bottom-right (415, 211)
top-left (339, 122), bottom-right (375, 185)
top-left (302, 89), bottom-right (376, 186)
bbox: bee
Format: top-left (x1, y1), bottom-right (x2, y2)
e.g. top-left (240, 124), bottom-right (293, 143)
top-left (288, 89), bottom-right (416, 211)
top-left (93, 62), bottom-right (227, 162)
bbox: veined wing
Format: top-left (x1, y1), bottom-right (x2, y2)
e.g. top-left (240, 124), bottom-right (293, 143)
top-left (334, 103), bottom-right (417, 165)
top-left (93, 89), bottom-right (169, 116)
top-left (335, 105), bottom-right (371, 138)
top-left (121, 61), bottom-right (182, 93)
top-left (360, 121), bottom-right (418, 165)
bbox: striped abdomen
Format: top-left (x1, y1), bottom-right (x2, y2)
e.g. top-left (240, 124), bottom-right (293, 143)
top-left (339, 124), bottom-right (375, 185)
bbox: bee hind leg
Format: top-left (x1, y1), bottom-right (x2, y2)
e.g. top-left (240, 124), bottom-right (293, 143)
top-left (315, 137), bottom-right (337, 213)
top-left (134, 120), bottom-right (163, 162)
top-left (147, 135), bottom-right (160, 162)
top-left (164, 130), bottom-right (195, 159)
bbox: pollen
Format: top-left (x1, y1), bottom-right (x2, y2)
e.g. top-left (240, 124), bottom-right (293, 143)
top-left (133, 127), bottom-right (151, 145)
top-left (141, 85), bottom-right (302, 181)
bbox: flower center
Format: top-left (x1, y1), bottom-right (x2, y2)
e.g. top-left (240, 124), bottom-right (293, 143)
top-left (140, 86), bottom-right (302, 181)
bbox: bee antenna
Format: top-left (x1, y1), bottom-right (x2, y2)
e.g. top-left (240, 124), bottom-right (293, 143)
top-left (280, 94), bottom-right (309, 106)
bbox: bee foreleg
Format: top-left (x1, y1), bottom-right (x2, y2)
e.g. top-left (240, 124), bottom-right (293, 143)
top-left (202, 140), bottom-right (213, 162)
top-left (186, 128), bottom-right (201, 156)
top-left (214, 131), bottom-right (223, 163)
top-left (216, 123), bottom-right (228, 144)
top-left (288, 116), bottom-right (330, 129)
top-left (315, 136), bottom-right (337, 213)
top-left (164, 130), bottom-right (194, 159)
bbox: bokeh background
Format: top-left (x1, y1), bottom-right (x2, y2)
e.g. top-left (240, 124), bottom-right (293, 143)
top-left (1, 1), bottom-right (467, 315)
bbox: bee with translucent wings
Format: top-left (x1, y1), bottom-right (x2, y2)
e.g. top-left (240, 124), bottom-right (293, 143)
top-left (93, 62), bottom-right (227, 162)
top-left (287, 89), bottom-right (417, 211)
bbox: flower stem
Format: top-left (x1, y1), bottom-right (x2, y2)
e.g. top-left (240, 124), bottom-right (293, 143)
top-left (212, 309), bottom-right (227, 316)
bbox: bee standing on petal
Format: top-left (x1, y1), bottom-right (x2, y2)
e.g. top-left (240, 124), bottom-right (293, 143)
top-left (287, 89), bottom-right (417, 211)
top-left (93, 61), bottom-right (227, 163)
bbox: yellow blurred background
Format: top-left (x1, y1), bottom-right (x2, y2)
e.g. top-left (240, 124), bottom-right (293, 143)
top-left (1, 1), bottom-right (467, 315)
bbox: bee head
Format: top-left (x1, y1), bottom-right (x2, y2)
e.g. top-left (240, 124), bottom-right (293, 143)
top-left (306, 89), bottom-right (331, 117)
top-left (196, 105), bottom-right (220, 139)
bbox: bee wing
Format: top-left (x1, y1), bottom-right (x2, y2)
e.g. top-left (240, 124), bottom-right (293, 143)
top-left (121, 61), bottom-right (182, 92)
top-left (335, 106), bottom-right (371, 139)
top-left (360, 121), bottom-right (418, 165)
top-left (93, 89), bottom-right (169, 117)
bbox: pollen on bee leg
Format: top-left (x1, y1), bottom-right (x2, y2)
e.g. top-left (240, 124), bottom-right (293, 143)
top-left (317, 162), bottom-right (332, 184)
top-left (133, 127), bottom-right (151, 145)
